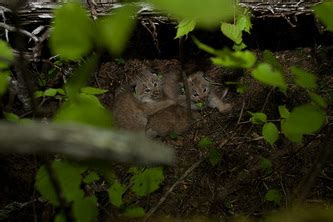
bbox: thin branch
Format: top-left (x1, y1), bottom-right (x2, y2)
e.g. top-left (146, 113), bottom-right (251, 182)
top-left (0, 22), bottom-right (39, 42)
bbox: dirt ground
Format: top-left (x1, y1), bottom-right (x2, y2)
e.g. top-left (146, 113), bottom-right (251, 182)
top-left (1, 47), bottom-right (333, 221)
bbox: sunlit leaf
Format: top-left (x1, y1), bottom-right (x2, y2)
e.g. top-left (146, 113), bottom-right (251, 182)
top-left (290, 66), bottom-right (317, 90)
top-left (50, 2), bottom-right (94, 60)
top-left (108, 181), bottom-right (125, 207)
top-left (251, 63), bottom-right (287, 93)
top-left (175, 19), bottom-right (196, 39)
top-left (0, 41), bottom-right (14, 68)
top-left (236, 15), bottom-right (252, 33)
top-left (97, 5), bottom-right (137, 56)
top-left (44, 88), bottom-right (58, 97)
top-left (309, 92), bottom-right (327, 109)
top-left (147, 0), bottom-right (235, 28)
top-left (81, 87), bottom-right (108, 95)
top-left (122, 206), bottom-right (145, 218)
top-left (282, 104), bottom-right (325, 138)
top-left (262, 122), bottom-right (279, 146)
top-left (221, 22), bottom-right (242, 44)
top-left (278, 105), bottom-right (290, 119)
top-left (130, 167), bottom-right (164, 197)
top-left (192, 36), bottom-right (216, 54)
top-left (212, 50), bottom-right (256, 68)
top-left (313, 1), bottom-right (333, 32)
top-left (249, 112), bottom-right (267, 124)
top-left (233, 42), bottom-right (247, 51)
top-left (72, 196), bottom-right (98, 222)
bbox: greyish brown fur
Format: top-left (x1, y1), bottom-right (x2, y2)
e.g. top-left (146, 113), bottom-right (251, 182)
top-left (178, 71), bottom-right (232, 113)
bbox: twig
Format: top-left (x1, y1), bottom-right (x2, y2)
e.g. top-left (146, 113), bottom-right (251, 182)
top-left (237, 100), bottom-right (246, 124)
top-left (144, 159), bottom-right (204, 221)
top-left (0, 22), bottom-right (39, 42)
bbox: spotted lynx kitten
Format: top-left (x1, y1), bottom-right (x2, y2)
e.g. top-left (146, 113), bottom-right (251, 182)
top-left (113, 68), bottom-right (175, 132)
top-left (178, 71), bottom-right (232, 113)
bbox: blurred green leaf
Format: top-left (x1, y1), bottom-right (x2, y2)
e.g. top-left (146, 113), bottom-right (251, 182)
top-left (3, 112), bottom-right (20, 123)
top-left (0, 72), bottom-right (10, 96)
top-left (251, 63), bottom-right (287, 93)
top-left (278, 105), bottom-right (290, 119)
top-left (212, 50), bottom-right (256, 68)
top-left (83, 171), bottom-right (100, 184)
top-left (265, 189), bottom-right (282, 205)
top-left (313, 1), bottom-right (333, 32)
top-left (97, 5), bottom-right (137, 56)
top-left (208, 149), bottom-right (221, 166)
top-left (263, 50), bottom-right (284, 73)
top-left (262, 122), bottom-right (279, 146)
top-left (198, 136), bottom-right (213, 149)
top-left (72, 196), bottom-right (98, 222)
top-left (122, 206), bottom-right (145, 218)
top-left (221, 22), bottom-right (242, 44)
top-left (81, 87), bottom-right (108, 95)
top-left (44, 88), bottom-right (58, 97)
top-left (236, 15), bottom-right (252, 33)
top-left (309, 92), bottom-right (327, 109)
top-left (290, 66), bottom-right (317, 90)
top-left (0, 41), bottom-right (14, 68)
top-left (35, 91), bottom-right (44, 98)
top-left (108, 181), bottom-right (125, 207)
top-left (55, 214), bottom-right (66, 222)
top-left (50, 2), bottom-right (93, 60)
top-left (233, 42), bottom-right (247, 51)
top-left (175, 19), bottom-right (196, 39)
top-left (282, 104), bottom-right (325, 142)
top-left (147, 0), bottom-right (235, 28)
top-left (259, 157), bottom-right (272, 173)
top-left (130, 167), bottom-right (164, 197)
top-left (35, 160), bottom-right (84, 205)
top-left (249, 112), bottom-right (267, 124)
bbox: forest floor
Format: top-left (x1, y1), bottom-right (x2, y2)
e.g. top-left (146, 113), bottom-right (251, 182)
top-left (1, 47), bottom-right (333, 221)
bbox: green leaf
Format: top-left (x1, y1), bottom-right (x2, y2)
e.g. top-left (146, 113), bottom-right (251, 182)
top-left (309, 92), bottom-right (327, 109)
top-left (122, 206), bottom-right (145, 218)
top-left (263, 50), bottom-right (284, 73)
top-left (262, 122), bottom-right (279, 146)
top-left (83, 171), bottom-right (100, 184)
top-left (208, 149), bottom-right (221, 166)
top-left (236, 15), bottom-right (252, 33)
top-left (130, 167), bottom-right (164, 197)
top-left (221, 22), bottom-right (242, 44)
top-left (3, 112), bottom-right (20, 123)
top-left (0, 72), bottom-right (10, 96)
top-left (265, 189), bottom-right (282, 205)
top-left (175, 19), bottom-right (196, 39)
top-left (35, 91), bottom-right (44, 98)
top-left (44, 88), bottom-right (58, 97)
top-left (192, 36), bottom-right (216, 54)
top-left (147, 0), bottom-right (235, 28)
top-left (282, 104), bottom-right (325, 140)
top-left (81, 87), bottom-right (108, 95)
top-left (55, 214), bottom-right (66, 222)
top-left (313, 1), bottom-right (333, 32)
top-left (108, 181), bottom-right (125, 208)
top-left (0, 41), bottom-right (14, 68)
top-left (259, 157), bottom-right (272, 173)
top-left (249, 112), bottom-right (267, 124)
top-left (233, 42), bottom-right (247, 51)
top-left (72, 196), bottom-right (98, 222)
top-left (290, 66), bottom-right (317, 90)
top-left (251, 63), bottom-right (287, 93)
top-left (35, 160), bottom-right (84, 205)
top-left (54, 96), bottom-right (113, 128)
top-left (198, 136), bottom-right (213, 149)
top-left (50, 2), bottom-right (93, 60)
top-left (211, 49), bottom-right (256, 69)
top-left (97, 5), bottom-right (137, 56)
top-left (278, 105), bottom-right (290, 119)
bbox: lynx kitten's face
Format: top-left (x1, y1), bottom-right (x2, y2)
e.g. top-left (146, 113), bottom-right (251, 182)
top-left (188, 72), bottom-right (210, 103)
top-left (134, 69), bottom-right (163, 102)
